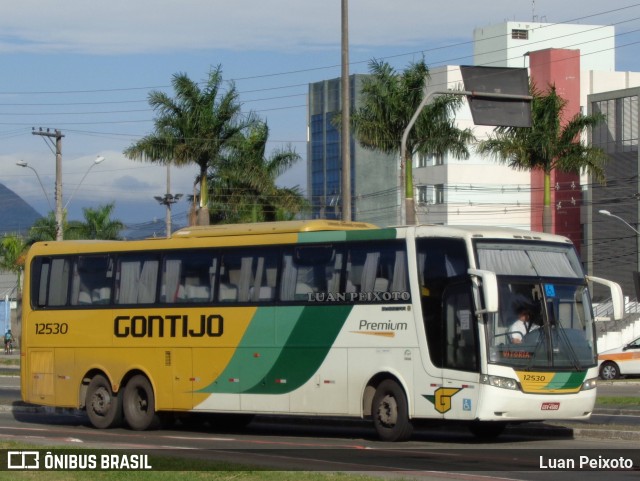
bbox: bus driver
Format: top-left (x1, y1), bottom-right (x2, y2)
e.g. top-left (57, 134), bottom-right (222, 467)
top-left (509, 307), bottom-right (538, 344)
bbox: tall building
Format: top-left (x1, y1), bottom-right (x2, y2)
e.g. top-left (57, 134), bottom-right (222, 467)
top-left (307, 75), bottom-right (398, 226)
top-left (585, 87), bottom-right (640, 298)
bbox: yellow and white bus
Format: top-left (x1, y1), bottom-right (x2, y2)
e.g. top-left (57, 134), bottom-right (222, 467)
top-left (20, 220), bottom-right (623, 441)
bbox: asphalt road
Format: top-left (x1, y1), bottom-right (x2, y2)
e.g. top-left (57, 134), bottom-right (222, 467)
top-left (1, 406), bottom-right (639, 480)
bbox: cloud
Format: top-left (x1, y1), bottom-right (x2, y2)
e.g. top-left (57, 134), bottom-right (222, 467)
top-left (112, 175), bottom-right (153, 191)
top-left (0, 1), bottom-right (625, 55)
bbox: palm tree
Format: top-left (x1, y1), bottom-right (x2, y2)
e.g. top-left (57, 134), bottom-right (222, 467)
top-left (349, 58), bottom-right (475, 224)
top-left (210, 122), bottom-right (309, 223)
top-left (124, 66), bottom-right (253, 225)
top-left (27, 212), bottom-right (83, 243)
top-left (27, 212), bottom-right (58, 243)
top-left (477, 84), bottom-right (607, 233)
top-left (0, 234), bottom-right (28, 295)
top-left (74, 203), bottom-right (124, 240)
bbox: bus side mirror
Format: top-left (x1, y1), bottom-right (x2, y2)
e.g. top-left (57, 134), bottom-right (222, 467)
top-left (586, 275), bottom-right (624, 321)
top-left (468, 268), bottom-right (499, 314)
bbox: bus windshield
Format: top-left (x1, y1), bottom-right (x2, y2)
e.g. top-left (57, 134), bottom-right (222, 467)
top-left (476, 242), bottom-right (596, 370)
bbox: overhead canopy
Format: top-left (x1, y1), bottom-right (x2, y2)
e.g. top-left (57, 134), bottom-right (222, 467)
top-left (460, 66), bottom-right (532, 128)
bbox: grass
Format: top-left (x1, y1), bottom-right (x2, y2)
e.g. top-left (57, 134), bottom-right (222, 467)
top-left (1, 473), bottom-right (368, 481)
top-left (0, 357), bottom-right (19, 367)
top-left (595, 396), bottom-right (640, 408)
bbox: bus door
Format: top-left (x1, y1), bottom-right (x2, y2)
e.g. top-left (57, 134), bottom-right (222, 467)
top-left (170, 348), bottom-right (193, 410)
top-left (417, 238), bottom-right (480, 419)
top-left (440, 281), bottom-right (481, 420)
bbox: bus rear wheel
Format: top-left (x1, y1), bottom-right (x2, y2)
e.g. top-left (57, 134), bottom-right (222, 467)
top-left (123, 375), bottom-right (159, 430)
top-left (372, 379), bottom-right (413, 442)
top-left (86, 374), bottom-right (122, 429)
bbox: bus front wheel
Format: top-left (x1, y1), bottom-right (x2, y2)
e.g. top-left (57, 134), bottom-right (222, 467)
top-left (372, 379), bottom-right (413, 442)
top-left (123, 375), bottom-right (159, 430)
top-left (86, 374), bottom-right (122, 429)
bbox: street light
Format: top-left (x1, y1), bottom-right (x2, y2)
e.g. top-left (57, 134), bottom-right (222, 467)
top-left (598, 209), bottom-right (640, 235)
top-left (16, 160), bottom-right (53, 212)
top-left (64, 156), bottom-right (105, 210)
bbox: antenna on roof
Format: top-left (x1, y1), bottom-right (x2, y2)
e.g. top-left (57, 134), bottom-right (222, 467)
top-left (532, 0), bottom-right (536, 22)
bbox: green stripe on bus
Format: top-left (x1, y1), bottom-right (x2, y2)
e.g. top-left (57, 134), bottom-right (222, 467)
top-left (297, 228), bottom-right (397, 244)
top-left (198, 305), bottom-right (353, 394)
top-left (197, 306), bottom-right (301, 393)
top-left (548, 372), bottom-right (585, 390)
top-left (244, 304), bottom-right (353, 394)
top-left (345, 228), bottom-right (397, 241)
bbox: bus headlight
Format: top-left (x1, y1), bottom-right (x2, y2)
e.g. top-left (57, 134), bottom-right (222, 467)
top-left (582, 377), bottom-right (598, 391)
top-left (481, 374), bottom-right (519, 390)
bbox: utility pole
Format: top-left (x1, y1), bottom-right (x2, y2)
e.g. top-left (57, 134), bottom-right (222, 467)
top-left (340, 0), bottom-right (351, 222)
top-left (154, 163), bottom-right (182, 238)
top-left (32, 128), bottom-right (65, 241)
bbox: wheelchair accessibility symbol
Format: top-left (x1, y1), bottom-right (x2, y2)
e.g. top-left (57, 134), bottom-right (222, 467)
top-left (463, 398), bottom-right (472, 411)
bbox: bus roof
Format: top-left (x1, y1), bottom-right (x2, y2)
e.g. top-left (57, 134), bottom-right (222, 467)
top-left (412, 223), bottom-right (574, 244)
top-left (172, 219), bottom-right (379, 238)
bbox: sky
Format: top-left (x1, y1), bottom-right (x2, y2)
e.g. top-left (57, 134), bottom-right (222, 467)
top-left (1, 0), bottom-right (640, 236)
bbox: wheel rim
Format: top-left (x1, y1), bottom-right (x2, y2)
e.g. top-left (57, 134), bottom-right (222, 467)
top-left (602, 364), bottom-right (617, 380)
top-left (132, 386), bottom-right (149, 414)
top-left (377, 394), bottom-right (398, 428)
top-left (91, 386), bottom-right (112, 416)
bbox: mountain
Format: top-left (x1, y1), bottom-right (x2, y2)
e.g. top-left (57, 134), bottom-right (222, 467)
top-left (0, 183), bottom-right (42, 236)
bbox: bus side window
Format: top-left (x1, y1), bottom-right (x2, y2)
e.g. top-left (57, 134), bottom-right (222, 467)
top-left (250, 254), bottom-right (278, 302)
top-left (115, 255), bottom-right (158, 305)
top-left (217, 249), bottom-right (278, 303)
top-left (162, 251), bottom-right (216, 304)
top-left (280, 246), bottom-right (338, 301)
top-left (71, 255), bottom-right (113, 306)
top-left (346, 242), bottom-right (408, 300)
top-left (35, 258), bottom-right (71, 307)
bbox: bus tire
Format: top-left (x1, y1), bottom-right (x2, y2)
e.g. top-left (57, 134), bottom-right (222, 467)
top-left (372, 379), bottom-right (413, 442)
top-left (123, 375), bottom-right (159, 431)
top-left (599, 361), bottom-right (620, 380)
top-left (86, 374), bottom-right (122, 429)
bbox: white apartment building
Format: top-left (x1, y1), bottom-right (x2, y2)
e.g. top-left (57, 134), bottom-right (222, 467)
top-left (414, 21), bottom-right (626, 229)
top-left (414, 65), bottom-right (532, 229)
top-left (309, 21), bottom-right (635, 232)
top-left (473, 21), bottom-right (615, 71)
